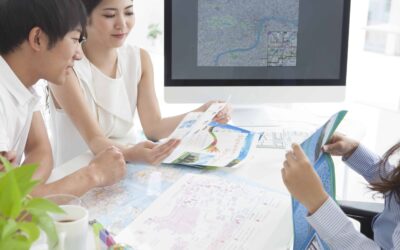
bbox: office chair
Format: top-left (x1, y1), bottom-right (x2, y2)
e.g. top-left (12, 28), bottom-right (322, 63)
top-left (338, 200), bottom-right (384, 239)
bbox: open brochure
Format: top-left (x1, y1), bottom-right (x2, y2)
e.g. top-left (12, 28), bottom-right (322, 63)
top-left (162, 103), bottom-right (257, 168)
top-left (292, 110), bottom-right (347, 250)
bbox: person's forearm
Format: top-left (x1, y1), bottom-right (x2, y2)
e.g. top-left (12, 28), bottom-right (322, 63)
top-left (31, 166), bottom-right (96, 197)
top-left (87, 135), bottom-right (143, 164)
top-left (23, 148), bottom-right (53, 184)
top-left (307, 197), bottom-right (380, 250)
top-left (88, 135), bottom-right (125, 155)
top-left (144, 114), bottom-right (186, 141)
top-left (142, 102), bottom-right (210, 141)
top-left (120, 145), bottom-right (141, 163)
top-left (344, 144), bottom-right (395, 183)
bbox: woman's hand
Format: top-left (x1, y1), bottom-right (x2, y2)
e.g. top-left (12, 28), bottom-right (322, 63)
top-left (125, 139), bottom-right (180, 166)
top-left (198, 100), bottom-right (232, 124)
top-left (281, 143), bottom-right (328, 214)
top-left (322, 133), bottom-right (359, 159)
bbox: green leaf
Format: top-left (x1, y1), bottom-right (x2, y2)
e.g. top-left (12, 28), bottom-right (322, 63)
top-left (0, 236), bottom-right (31, 250)
top-left (0, 160), bottom-right (46, 250)
top-left (0, 170), bottom-right (21, 219)
top-left (25, 198), bottom-right (65, 214)
top-left (1, 219), bottom-right (17, 240)
top-left (16, 222), bottom-right (40, 244)
top-left (29, 210), bottom-right (59, 248)
top-left (0, 220), bottom-right (5, 233)
top-left (13, 164), bottom-right (39, 198)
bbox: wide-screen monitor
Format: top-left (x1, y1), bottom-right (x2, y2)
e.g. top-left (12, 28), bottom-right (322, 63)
top-left (164, 0), bottom-right (351, 104)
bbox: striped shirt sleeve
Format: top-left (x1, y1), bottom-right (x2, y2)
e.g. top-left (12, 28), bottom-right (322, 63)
top-left (306, 197), bottom-right (381, 250)
top-left (344, 144), bottom-right (395, 183)
top-left (394, 223), bottom-right (400, 249)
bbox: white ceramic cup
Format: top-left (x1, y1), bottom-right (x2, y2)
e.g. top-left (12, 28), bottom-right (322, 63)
top-left (49, 205), bottom-right (89, 250)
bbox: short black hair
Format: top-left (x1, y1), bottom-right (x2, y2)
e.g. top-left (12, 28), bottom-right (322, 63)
top-left (0, 0), bottom-right (87, 55)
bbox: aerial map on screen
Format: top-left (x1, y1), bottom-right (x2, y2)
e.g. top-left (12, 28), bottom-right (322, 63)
top-left (198, 0), bottom-right (299, 67)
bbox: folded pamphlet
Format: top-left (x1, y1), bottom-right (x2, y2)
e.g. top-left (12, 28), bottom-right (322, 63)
top-left (163, 103), bottom-right (258, 168)
top-left (292, 110), bottom-right (347, 250)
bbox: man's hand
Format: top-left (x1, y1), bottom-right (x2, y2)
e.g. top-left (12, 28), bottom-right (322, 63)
top-left (86, 146), bottom-right (127, 187)
top-left (281, 143), bottom-right (328, 214)
top-left (0, 151), bottom-right (17, 171)
top-left (125, 139), bottom-right (180, 166)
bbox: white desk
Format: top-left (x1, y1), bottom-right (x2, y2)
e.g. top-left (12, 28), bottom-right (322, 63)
top-left (49, 141), bottom-right (293, 250)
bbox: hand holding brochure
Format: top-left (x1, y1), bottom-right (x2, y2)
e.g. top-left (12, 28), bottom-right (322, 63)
top-left (163, 103), bottom-right (257, 168)
top-left (292, 110), bottom-right (347, 250)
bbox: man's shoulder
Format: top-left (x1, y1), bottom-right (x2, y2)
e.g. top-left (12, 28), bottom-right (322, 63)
top-left (0, 85), bottom-right (7, 116)
top-left (0, 82), bottom-right (9, 103)
top-left (0, 81), bottom-right (15, 116)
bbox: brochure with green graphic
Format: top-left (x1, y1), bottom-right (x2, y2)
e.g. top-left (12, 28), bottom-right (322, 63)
top-left (163, 103), bottom-right (257, 168)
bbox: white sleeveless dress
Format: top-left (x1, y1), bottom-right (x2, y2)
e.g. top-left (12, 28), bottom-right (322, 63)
top-left (49, 44), bottom-right (142, 166)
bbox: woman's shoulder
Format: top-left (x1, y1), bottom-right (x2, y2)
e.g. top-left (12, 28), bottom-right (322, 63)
top-left (119, 44), bottom-right (152, 61)
top-left (118, 43), bottom-right (142, 57)
top-left (118, 44), bottom-right (145, 73)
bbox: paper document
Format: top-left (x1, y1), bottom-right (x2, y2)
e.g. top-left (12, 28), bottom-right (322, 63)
top-left (168, 102), bottom-right (227, 140)
top-left (116, 174), bottom-right (291, 250)
top-left (292, 110), bottom-right (347, 250)
top-left (164, 103), bottom-right (257, 168)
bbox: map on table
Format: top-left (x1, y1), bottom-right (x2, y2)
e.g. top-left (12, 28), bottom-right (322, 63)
top-left (116, 174), bottom-right (290, 250)
top-left (82, 163), bottom-right (210, 233)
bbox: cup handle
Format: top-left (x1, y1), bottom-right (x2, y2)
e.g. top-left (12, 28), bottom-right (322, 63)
top-left (58, 232), bottom-right (66, 250)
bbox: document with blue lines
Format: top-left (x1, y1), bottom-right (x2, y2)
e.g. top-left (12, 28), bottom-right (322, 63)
top-left (292, 110), bottom-right (347, 250)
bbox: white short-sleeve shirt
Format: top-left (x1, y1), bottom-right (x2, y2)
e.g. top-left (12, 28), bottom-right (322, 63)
top-left (0, 56), bottom-right (40, 164)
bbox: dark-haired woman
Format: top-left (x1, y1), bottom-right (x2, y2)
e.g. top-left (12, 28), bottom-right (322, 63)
top-left (49, 0), bottom-right (231, 166)
top-left (282, 133), bottom-right (400, 249)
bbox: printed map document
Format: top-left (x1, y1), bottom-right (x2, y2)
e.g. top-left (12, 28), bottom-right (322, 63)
top-left (292, 110), bottom-right (347, 250)
top-left (163, 103), bottom-right (257, 168)
top-left (116, 174), bottom-right (291, 250)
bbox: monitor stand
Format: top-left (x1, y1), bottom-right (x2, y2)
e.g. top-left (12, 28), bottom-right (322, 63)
top-left (231, 104), bottom-right (294, 127)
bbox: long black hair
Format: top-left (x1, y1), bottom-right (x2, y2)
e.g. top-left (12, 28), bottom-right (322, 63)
top-left (370, 143), bottom-right (400, 202)
top-left (81, 0), bottom-right (102, 16)
top-left (81, 0), bottom-right (134, 16)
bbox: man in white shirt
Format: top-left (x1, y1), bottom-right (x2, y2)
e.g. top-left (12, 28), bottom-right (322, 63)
top-left (0, 0), bottom-right (126, 197)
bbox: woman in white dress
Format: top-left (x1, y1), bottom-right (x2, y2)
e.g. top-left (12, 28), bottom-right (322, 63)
top-left (49, 0), bottom-right (230, 166)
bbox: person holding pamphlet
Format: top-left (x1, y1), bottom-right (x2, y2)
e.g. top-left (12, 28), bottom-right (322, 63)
top-left (282, 132), bottom-right (400, 249)
top-left (48, 0), bottom-right (231, 166)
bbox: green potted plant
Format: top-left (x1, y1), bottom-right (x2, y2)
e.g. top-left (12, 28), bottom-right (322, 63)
top-left (0, 157), bottom-right (64, 250)
top-left (147, 23), bottom-right (162, 45)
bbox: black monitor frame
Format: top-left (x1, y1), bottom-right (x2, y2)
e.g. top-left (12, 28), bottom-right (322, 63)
top-left (164, 0), bottom-right (351, 87)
